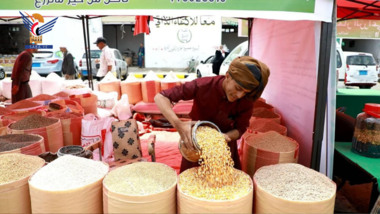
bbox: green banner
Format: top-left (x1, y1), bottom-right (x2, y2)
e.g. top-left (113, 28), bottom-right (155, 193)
top-left (0, 0), bottom-right (314, 13)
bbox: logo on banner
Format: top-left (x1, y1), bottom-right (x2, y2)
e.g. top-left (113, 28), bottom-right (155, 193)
top-left (19, 11), bottom-right (58, 49)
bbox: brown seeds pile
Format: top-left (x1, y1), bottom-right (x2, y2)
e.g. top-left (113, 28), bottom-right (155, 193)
top-left (10, 115), bottom-right (58, 130)
top-left (0, 134), bottom-right (41, 152)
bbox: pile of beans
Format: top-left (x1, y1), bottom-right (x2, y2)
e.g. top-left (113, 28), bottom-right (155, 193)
top-left (10, 115), bottom-right (58, 130)
top-left (0, 134), bottom-right (41, 152)
top-left (0, 153), bottom-right (44, 184)
top-left (104, 162), bottom-right (177, 196)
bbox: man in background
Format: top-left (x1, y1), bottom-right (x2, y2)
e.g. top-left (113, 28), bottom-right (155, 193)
top-left (60, 45), bottom-right (76, 80)
top-left (94, 37), bottom-right (115, 81)
top-left (11, 43), bottom-right (37, 103)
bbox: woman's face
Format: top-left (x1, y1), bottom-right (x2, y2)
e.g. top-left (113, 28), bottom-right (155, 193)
top-left (224, 73), bottom-right (251, 102)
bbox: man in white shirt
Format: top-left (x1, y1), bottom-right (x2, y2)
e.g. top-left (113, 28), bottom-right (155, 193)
top-left (94, 37), bottom-right (115, 81)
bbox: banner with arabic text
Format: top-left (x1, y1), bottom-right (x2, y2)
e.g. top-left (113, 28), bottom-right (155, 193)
top-left (0, 0), bottom-right (333, 22)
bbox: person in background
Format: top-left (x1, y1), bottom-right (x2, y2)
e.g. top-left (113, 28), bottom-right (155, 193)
top-left (60, 45), bottom-right (76, 80)
top-left (137, 43), bottom-right (145, 68)
top-left (212, 46), bottom-right (224, 75)
top-left (222, 44), bottom-right (230, 58)
top-left (11, 44), bottom-right (37, 103)
top-left (94, 37), bottom-right (115, 81)
top-left (155, 56), bottom-right (270, 172)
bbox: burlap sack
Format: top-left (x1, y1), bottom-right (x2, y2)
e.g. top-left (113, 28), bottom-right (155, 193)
top-left (111, 119), bottom-right (142, 161)
top-left (69, 93), bottom-right (98, 115)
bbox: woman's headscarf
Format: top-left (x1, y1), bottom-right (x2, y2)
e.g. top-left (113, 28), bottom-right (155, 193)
top-left (227, 56), bottom-right (270, 101)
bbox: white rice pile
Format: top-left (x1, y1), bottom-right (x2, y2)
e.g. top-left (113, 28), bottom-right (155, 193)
top-left (29, 155), bottom-right (108, 191)
top-left (254, 163), bottom-right (336, 201)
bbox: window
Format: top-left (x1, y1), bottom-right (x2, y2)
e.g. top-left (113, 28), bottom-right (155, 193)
top-left (347, 55), bottom-right (376, 66)
top-left (336, 50), bottom-right (342, 68)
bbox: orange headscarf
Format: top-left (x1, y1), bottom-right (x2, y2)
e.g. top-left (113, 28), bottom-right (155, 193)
top-left (228, 56), bottom-right (270, 101)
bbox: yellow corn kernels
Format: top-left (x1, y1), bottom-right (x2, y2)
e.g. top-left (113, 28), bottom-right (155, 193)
top-left (178, 126), bottom-right (252, 200)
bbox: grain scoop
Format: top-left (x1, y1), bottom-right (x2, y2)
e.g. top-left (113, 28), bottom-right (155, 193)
top-left (179, 120), bottom-right (222, 162)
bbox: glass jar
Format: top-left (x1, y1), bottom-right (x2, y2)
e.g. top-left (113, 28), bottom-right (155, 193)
top-left (352, 103), bottom-right (380, 158)
top-left (178, 121), bottom-right (221, 162)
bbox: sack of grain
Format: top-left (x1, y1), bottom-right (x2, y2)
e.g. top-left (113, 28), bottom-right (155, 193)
top-left (98, 72), bottom-right (122, 100)
top-left (2, 110), bottom-right (46, 122)
top-left (241, 131), bottom-right (298, 177)
top-left (0, 153), bottom-right (45, 214)
top-left (28, 94), bottom-right (57, 105)
top-left (41, 73), bottom-right (64, 95)
top-left (254, 163), bottom-right (336, 214)
top-left (161, 71), bottom-right (181, 91)
top-left (62, 79), bottom-right (91, 95)
top-left (8, 115), bottom-right (63, 153)
top-left (111, 119), bottom-right (142, 161)
top-left (248, 118), bottom-right (287, 136)
top-left (103, 162), bottom-right (177, 214)
top-left (69, 93), bottom-right (98, 115)
top-left (47, 99), bottom-right (84, 115)
top-left (29, 70), bottom-right (43, 97)
top-left (6, 100), bottom-right (43, 112)
top-left (250, 107), bottom-right (282, 124)
top-left (2, 78), bottom-right (12, 99)
top-left (178, 167), bottom-right (253, 213)
top-left (81, 115), bottom-right (115, 161)
top-left (29, 155), bottom-right (109, 214)
top-left (121, 75), bottom-right (142, 104)
top-left (46, 112), bottom-right (83, 146)
top-left (0, 107), bottom-right (13, 117)
top-left (93, 91), bottom-right (118, 109)
top-left (0, 119), bottom-right (12, 136)
top-left (0, 134), bottom-right (45, 155)
top-left (253, 99), bottom-right (274, 110)
top-left (178, 126), bottom-right (253, 213)
top-left (141, 71), bottom-right (161, 103)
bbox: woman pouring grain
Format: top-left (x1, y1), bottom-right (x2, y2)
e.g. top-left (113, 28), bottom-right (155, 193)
top-left (155, 56), bottom-right (270, 172)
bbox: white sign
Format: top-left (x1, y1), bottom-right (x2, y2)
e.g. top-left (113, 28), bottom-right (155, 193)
top-left (145, 15), bottom-right (222, 68)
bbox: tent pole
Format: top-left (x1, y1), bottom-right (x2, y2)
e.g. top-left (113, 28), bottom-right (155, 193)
top-left (248, 18), bottom-right (253, 54)
top-left (85, 15), bottom-right (94, 90)
top-left (311, 20), bottom-right (333, 171)
top-left (81, 16), bottom-right (92, 90)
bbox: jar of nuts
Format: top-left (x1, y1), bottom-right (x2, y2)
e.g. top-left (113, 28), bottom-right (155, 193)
top-left (352, 103), bottom-right (380, 158)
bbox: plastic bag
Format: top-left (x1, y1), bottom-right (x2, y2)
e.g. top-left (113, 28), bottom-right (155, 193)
top-left (81, 114), bottom-right (115, 161)
top-left (111, 94), bottom-right (132, 120)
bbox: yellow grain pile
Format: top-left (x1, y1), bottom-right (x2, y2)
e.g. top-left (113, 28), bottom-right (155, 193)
top-left (179, 167), bottom-right (252, 200)
top-left (179, 126), bottom-right (252, 200)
